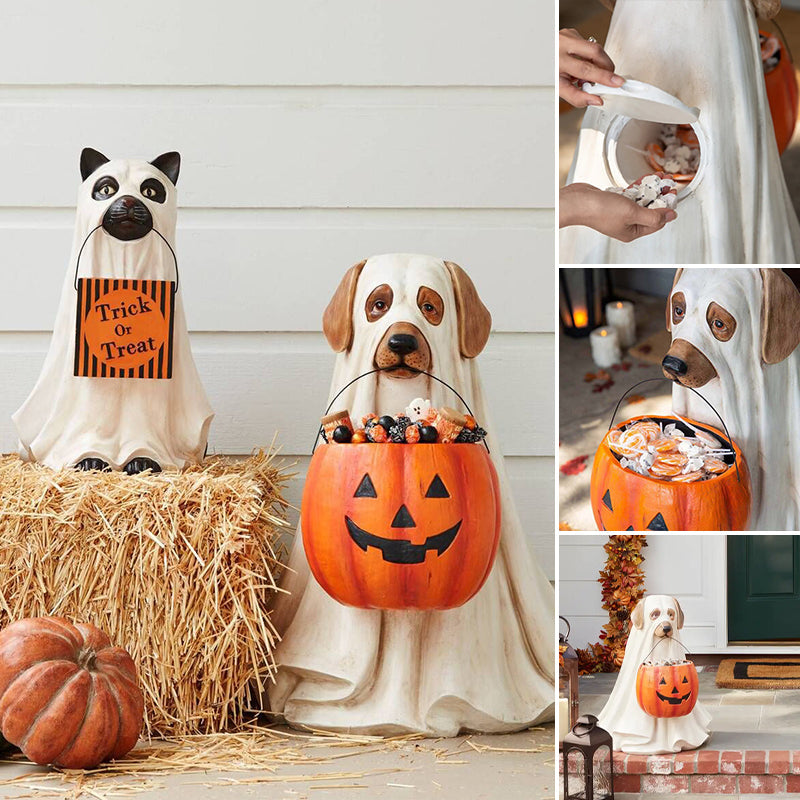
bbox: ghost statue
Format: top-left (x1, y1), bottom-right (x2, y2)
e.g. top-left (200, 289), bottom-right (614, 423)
top-left (268, 253), bottom-right (555, 736)
top-left (13, 148), bottom-right (213, 473)
top-left (598, 594), bottom-right (711, 754)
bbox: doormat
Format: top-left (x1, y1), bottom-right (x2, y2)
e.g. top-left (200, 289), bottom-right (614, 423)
top-left (716, 658), bottom-right (800, 689)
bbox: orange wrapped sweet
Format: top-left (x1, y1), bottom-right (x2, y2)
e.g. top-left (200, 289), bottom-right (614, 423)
top-left (604, 418), bottom-right (733, 484)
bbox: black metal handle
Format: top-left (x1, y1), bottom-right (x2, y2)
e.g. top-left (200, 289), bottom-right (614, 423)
top-left (608, 378), bottom-right (741, 483)
top-left (73, 225), bottom-right (180, 292)
top-left (641, 634), bottom-right (691, 664)
top-left (311, 366), bottom-right (489, 455)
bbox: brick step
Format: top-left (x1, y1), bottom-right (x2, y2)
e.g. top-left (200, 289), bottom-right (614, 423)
top-left (615, 750), bottom-right (800, 794)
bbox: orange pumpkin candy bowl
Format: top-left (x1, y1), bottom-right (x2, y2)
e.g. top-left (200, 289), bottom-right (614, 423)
top-left (636, 660), bottom-right (699, 718)
top-left (590, 414), bottom-right (751, 531)
top-left (301, 442), bottom-right (501, 610)
top-left (0, 617), bottom-right (144, 769)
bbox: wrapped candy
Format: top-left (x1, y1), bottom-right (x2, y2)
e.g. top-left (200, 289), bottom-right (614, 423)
top-left (321, 410), bottom-right (354, 443)
top-left (607, 173), bottom-right (678, 209)
top-left (607, 418), bottom-right (734, 483)
top-left (645, 123), bottom-right (701, 180)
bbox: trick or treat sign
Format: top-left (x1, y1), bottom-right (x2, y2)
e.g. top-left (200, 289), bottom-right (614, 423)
top-left (74, 278), bottom-right (175, 379)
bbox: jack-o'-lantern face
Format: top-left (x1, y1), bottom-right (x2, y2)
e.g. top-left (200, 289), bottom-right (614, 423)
top-left (345, 471), bottom-right (461, 564)
top-left (636, 662), bottom-right (699, 718)
top-left (301, 444), bottom-right (501, 610)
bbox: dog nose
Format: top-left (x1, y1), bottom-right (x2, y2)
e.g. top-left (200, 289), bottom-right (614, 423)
top-left (388, 334), bottom-right (418, 355)
top-left (662, 623), bottom-right (672, 634)
top-left (120, 195), bottom-right (137, 209)
top-left (662, 355), bottom-right (688, 377)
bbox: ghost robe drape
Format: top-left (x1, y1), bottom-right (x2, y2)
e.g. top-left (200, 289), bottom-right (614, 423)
top-left (268, 254), bottom-right (554, 735)
top-left (13, 159), bottom-right (213, 470)
top-left (560, 0), bottom-right (800, 263)
top-left (598, 596), bottom-right (711, 754)
top-left (669, 268), bottom-right (800, 530)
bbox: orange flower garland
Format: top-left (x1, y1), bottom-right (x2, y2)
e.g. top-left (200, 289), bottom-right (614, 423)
top-left (577, 535), bottom-right (647, 673)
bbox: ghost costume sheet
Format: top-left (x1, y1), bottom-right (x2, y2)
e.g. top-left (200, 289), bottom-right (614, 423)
top-left (268, 254), bottom-right (554, 736)
top-left (598, 595), bottom-right (710, 754)
top-left (13, 159), bottom-right (213, 470)
top-left (668, 269), bottom-right (800, 531)
top-left (560, 0), bottom-right (800, 263)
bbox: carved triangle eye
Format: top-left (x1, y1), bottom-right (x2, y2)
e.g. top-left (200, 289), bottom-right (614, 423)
top-left (659, 677), bottom-right (667, 686)
top-left (682, 676), bottom-right (689, 684)
top-left (354, 473), bottom-right (377, 498)
top-left (425, 474), bottom-right (450, 498)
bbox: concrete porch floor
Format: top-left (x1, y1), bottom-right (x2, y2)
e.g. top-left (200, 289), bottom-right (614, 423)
top-left (578, 668), bottom-right (800, 748)
top-left (0, 725), bottom-right (555, 800)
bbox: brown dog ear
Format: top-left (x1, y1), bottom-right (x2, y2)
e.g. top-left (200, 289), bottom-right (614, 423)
top-left (631, 598), bottom-right (645, 630)
top-left (445, 261), bottom-right (492, 358)
top-left (322, 260), bottom-right (366, 352)
top-left (672, 597), bottom-right (685, 630)
top-left (760, 268), bottom-right (800, 364)
top-left (666, 267), bottom-right (684, 332)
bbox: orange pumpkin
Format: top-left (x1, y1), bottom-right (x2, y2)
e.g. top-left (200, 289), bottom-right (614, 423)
top-left (301, 443), bottom-right (501, 610)
top-left (0, 617), bottom-right (143, 769)
top-left (761, 30), bottom-right (799, 155)
top-left (636, 661), bottom-right (699, 718)
top-left (590, 415), bottom-right (751, 531)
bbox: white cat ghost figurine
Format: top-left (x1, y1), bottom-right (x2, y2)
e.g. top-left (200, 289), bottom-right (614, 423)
top-left (13, 148), bottom-right (213, 474)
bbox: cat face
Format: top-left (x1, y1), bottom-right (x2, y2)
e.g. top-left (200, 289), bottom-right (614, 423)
top-left (79, 148), bottom-right (180, 241)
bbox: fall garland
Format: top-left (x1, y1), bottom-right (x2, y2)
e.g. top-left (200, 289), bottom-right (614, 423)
top-left (577, 534), bottom-right (647, 674)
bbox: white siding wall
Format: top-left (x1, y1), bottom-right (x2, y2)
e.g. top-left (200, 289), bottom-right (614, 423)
top-left (559, 535), bottom-right (724, 653)
top-left (0, 1), bottom-right (555, 576)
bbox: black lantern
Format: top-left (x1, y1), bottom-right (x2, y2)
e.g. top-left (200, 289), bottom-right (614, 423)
top-left (562, 715), bottom-right (614, 800)
top-left (559, 268), bottom-right (613, 338)
top-left (559, 616), bottom-right (580, 732)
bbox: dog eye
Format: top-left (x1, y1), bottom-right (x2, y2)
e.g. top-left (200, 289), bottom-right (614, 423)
top-left (650, 609), bottom-right (660, 620)
top-left (668, 609), bottom-right (675, 619)
top-left (375, 301), bottom-right (386, 310)
top-left (674, 307), bottom-right (684, 316)
top-left (91, 176), bottom-right (119, 201)
top-left (364, 285), bottom-right (393, 321)
top-left (140, 178), bottom-right (166, 204)
top-left (713, 319), bottom-right (725, 329)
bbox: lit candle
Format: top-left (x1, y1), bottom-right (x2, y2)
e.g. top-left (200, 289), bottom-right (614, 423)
top-left (573, 307), bottom-right (589, 329)
top-left (558, 697), bottom-right (570, 742)
top-left (590, 326), bottom-right (621, 368)
top-left (605, 300), bottom-right (636, 348)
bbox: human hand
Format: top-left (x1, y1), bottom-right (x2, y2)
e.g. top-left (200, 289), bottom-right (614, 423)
top-left (560, 183), bottom-right (677, 242)
top-left (559, 28), bottom-right (624, 108)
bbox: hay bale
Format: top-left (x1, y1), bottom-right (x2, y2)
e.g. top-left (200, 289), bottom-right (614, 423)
top-left (0, 451), bottom-right (291, 738)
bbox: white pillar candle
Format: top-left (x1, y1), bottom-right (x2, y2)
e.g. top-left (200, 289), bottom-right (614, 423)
top-left (590, 326), bottom-right (621, 368)
top-left (606, 300), bottom-right (636, 348)
top-left (558, 697), bottom-right (570, 742)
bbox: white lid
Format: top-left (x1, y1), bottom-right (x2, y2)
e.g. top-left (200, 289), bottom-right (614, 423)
top-left (581, 78), bottom-right (699, 124)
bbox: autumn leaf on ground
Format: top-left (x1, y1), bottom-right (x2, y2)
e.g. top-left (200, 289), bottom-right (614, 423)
top-left (592, 379), bottom-right (614, 393)
top-left (584, 372), bottom-right (596, 382)
top-left (559, 522), bottom-right (575, 530)
top-left (626, 394), bottom-right (646, 404)
top-left (560, 454), bottom-right (589, 475)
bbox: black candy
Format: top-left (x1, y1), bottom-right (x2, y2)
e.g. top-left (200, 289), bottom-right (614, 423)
top-left (419, 425), bottom-right (438, 443)
top-left (377, 415), bottom-right (395, 431)
top-left (332, 425), bottom-right (352, 443)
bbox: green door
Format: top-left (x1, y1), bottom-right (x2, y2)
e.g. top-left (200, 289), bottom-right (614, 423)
top-left (728, 535), bottom-right (800, 642)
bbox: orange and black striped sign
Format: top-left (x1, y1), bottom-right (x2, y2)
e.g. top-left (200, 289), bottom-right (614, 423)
top-left (74, 278), bottom-right (175, 379)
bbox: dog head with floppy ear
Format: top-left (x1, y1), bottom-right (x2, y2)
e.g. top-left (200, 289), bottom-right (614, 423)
top-left (444, 261), bottom-right (492, 358)
top-left (672, 596), bottom-right (685, 630)
top-left (760, 268), bottom-right (800, 364)
top-left (323, 260), bottom-right (367, 352)
top-left (322, 257), bottom-right (492, 358)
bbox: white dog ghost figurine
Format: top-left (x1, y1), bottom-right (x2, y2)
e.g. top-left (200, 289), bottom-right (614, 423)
top-left (598, 595), bottom-right (710, 754)
top-left (13, 148), bottom-right (213, 473)
top-left (663, 268), bottom-right (800, 530)
top-left (269, 253), bottom-right (554, 735)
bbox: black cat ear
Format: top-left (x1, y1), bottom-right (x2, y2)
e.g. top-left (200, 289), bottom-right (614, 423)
top-left (150, 152), bottom-right (180, 186)
top-left (80, 147), bottom-right (110, 181)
